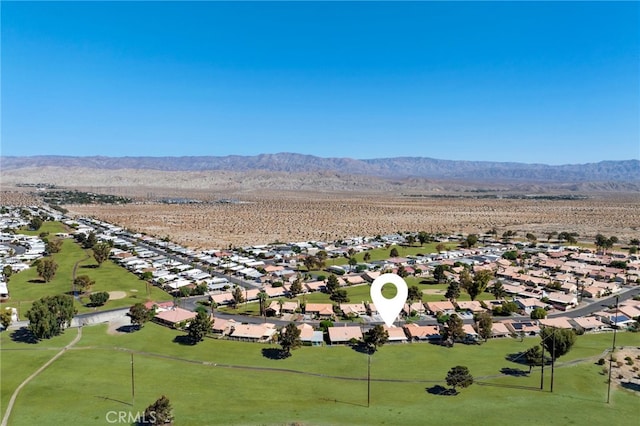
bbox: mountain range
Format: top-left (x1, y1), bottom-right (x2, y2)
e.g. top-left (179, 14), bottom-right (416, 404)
top-left (2, 154), bottom-right (638, 183)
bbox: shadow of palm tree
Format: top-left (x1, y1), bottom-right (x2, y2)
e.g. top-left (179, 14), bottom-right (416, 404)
top-left (10, 327), bottom-right (39, 344)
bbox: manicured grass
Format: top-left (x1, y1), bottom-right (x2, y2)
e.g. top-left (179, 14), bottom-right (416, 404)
top-left (2, 323), bottom-right (638, 425)
top-left (0, 329), bottom-right (76, 415)
top-left (18, 221), bottom-right (70, 237)
top-left (326, 242), bottom-right (458, 267)
top-left (2, 223), bottom-right (172, 317)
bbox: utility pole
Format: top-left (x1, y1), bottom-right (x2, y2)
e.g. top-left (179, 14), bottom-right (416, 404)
top-left (131, 353), bottom-right (135, 408)
top-left (367, 353), bottom-right (371, 408)
top-left (550, 327), bottom-right (556, 393)
top-left (540, 334), bottom-right (545, 390)
top-left (607, 295), bottom-right (619, 404)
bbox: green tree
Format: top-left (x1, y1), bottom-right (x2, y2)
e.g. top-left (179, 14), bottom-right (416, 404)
top-left (325, 274), bottom-right (339, 294)
top-left (443, 314), bottom-right (465, 346)
top-left (433, 264), bottom-right (449, 284)
top-left (465, 234), bottom-right (478, 248)
top-left (363, 252), bottom-right (371, 262)
top-left (330, 289), bottom-right (349, 304)
top-left (26, 295), bottom-right (76, 339)
top-left (465, 269), bottom-right (493, 301)
top-left (140, 271), bottom-right (153, 281)
top-left (525, 233), bottom-right (537, 242)
top-left (83, 231), bottom-right (97, 249)
top-left (303, 255), bottom-right (318, 272)
top-left (74, 275), bottom-right (95, 293)
top-left (407, 285), bottom-right (422, 304)
top-left (540, 327), bottom-right (577, 360)
top-left (92, 242), bottom-right (111, 267)
top-left (2, 265), bottom-right (13, 282)
top-left (445, 280), bottom-right (461, 303)
top-left (187, 310), bottom-right (212, 344)
top-left (89, 291), bottom-right (110, 306)
top-left (1, 309), bottom-right (12, 329)
top-left (389, 247), bottom-right (399, 258)
top-left (143, 395), bottom-right (174, 425)
top-left (129, 303), bottom-right (153, 329)
top-left (37, 258), bottom-right (58, 282)
top-left (232, 286), bottom-right (245, 309)
top-left (363, 324), bottom-right (389, 353)
top-left (502, 250), bottom-right (518, 261)
top-left (290, 276), bottom-right (303, 297)
top-left (46, 238), bottom-right (63, 254)
top-left (417, 231), bottom-right (431, 245)
top-left (29, 217), bottom-right (43, 231)
top-left (530, 307), bottom-right (547, 320)
top-left (476, 312), bottom-right (493, 341)
top-left (446, 365), bottom-right (473, 393)
top-left (279, 322), bottom-right (302, 357)
top-left (405, 235), bottom-right (416, 246)
top-left (397, 264), bottom-right (408, 278)
top-left (523, 345), bottom-right (545, 372)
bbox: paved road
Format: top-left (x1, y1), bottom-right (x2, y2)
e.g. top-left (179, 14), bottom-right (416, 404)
top-left (549, 285), bottom-right (640, 319)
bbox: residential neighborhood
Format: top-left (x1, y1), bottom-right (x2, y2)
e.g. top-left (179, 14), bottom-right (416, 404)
top-left (2, 205), bottom-right (639, 350)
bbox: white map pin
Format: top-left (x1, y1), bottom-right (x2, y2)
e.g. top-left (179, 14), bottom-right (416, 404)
top-left (370, 273), bottom-right (408, 327)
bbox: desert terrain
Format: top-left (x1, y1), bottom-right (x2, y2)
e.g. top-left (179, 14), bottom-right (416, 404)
top-left (63, 194), bottom-right (638, 250)
top-left (2, 166), bottom-right (638, 250)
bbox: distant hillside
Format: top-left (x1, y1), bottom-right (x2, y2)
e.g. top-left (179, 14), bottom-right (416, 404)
top-left (1, 154), bottom-right (638, 182)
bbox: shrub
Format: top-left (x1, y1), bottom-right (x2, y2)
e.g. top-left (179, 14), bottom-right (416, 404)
top-left (89, 292), bottom-right (110, 306)
top-left (597, 358), bottom-right (606, 366)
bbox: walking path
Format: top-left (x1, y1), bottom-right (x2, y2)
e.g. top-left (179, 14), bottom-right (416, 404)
top-left (1, 327), bottom-right (83, 426)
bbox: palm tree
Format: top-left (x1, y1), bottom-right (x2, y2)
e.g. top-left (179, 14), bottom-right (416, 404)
top-left (490, 281), bottom-right (507, 300)
top-left (258, 290), bottom-right (268, 317)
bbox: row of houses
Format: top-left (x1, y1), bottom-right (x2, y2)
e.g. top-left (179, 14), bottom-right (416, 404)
top-left (147, 301), bottom-right (637, 346)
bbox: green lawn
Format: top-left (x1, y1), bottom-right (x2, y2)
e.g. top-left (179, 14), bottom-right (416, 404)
top-left (2, 222), bottom-right (172, 317)
top-left (325, 242), bottom-right (458, 267)
top-left (1, 323), bottom-right (638, 425)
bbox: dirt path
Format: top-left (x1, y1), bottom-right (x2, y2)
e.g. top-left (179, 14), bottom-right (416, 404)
top-left (1, 327), bottom-right (83, 426)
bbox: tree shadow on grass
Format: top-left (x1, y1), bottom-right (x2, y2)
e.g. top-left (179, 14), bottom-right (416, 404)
top-left (500, 367), bottom-right (529, 377)
top-left (172, 335), bottom-right (195, 346)
top-left (425, 385), bottom-right (457, 396)
top-left (28, 279), bottom-right (46, 284)
top-left (261, 347), bottom-right (289, 360)
top-left (10, 327), bottom-right (39, 344)
top-left (116, 325), bottom-right (139, 333)
top-left (350, 342), bottom-right (373, 355)
top-left (81, 265), bottom-right (98, 269)
top-left (621, 381), bottom-right (640, 392)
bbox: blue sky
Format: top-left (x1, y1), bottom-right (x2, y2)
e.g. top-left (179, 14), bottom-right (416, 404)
top-left (2, 1), bottom-right (638, 165)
